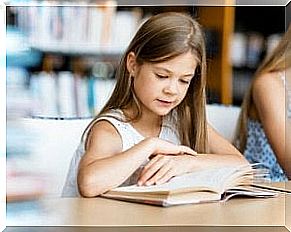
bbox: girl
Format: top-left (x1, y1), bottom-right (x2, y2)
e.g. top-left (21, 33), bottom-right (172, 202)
top-left (62, 12), bottom-right (247, 198)
top-left (235, 25), bottom-right (291, 181)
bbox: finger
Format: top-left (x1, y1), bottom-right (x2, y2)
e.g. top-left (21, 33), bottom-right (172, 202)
top-left (155, 169), bottom-right (175, 185)
top-left (138, 156), bottom-right (169, 185)
top-left (178, 145), bottom-right (197, 156)
top-left (145, 160), bottom-right (172, 186)
top-left (138, 156), bottom-right (166, 185)
top-left (140, 155), bottom-right (161, 177)
top-left (154, 139), bottom-right (194, 155)
top-left (160, 145), bottom-right (197, 156)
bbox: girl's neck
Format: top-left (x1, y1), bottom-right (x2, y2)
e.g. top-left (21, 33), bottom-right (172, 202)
top-left (124, 106), bottom-right (162, 138)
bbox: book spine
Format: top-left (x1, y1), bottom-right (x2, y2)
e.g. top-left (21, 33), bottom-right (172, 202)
top-left (58, 71), bottom-right (76, 117)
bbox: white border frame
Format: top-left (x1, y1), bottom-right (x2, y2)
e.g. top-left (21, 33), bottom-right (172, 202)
top-left (0, 1), bottom-right (6, 232)
top-left (2, 0), bottom-right (290, 232)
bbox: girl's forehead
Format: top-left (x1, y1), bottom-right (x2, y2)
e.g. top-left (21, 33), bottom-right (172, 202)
top-left (149, 52), bottom-right (198, 72)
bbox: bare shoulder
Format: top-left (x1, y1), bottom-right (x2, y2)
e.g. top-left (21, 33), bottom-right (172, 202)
top-left (85, 119), bottom-right (123, 158)
top-left (252, 72), bottom-right (285, 118)
top-left (252, 72), bottom-right (284, 103)
top-left (253, 72), bottom-right (283, 94)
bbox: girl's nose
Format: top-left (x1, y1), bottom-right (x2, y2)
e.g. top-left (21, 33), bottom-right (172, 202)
top-left (163, 80), bottom-right (179, 95)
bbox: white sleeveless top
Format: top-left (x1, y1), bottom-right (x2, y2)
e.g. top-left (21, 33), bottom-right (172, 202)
top-left (62, 109), bottom-right (180, 197)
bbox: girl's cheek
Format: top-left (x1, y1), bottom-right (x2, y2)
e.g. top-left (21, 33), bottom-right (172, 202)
top-left (181, 87), bottom-right (189, 98)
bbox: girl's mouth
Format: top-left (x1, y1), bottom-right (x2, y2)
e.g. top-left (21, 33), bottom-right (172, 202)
top-left (157, 99), bottom-right (173, 106)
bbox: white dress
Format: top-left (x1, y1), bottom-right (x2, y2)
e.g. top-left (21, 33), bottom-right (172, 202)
top-left (62, 109), bottom-right (180, 197)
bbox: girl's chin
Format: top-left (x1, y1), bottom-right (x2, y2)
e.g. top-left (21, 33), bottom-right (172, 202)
top-left (154, 108), bottom-right (173, 116)
top-left (142, 104), bottom-right (175, 116)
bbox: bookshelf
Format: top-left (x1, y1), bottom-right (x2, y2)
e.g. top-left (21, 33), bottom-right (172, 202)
top-left (7, 1), bottom-right (286, 117)
top-left (231, 6), bottom-right (285, 105)
top-left (197, 5), bottom-right (235, 105)
top-left (6, 2), bottom-right (198, 118)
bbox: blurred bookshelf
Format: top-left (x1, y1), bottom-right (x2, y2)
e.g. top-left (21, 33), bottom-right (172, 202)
top-left (6, 2), bottom-right (198, 118)
top-left (4, 0), bottom-right (288, 209)
top-left (231, 6), bottom-right (285, 105)
top-left (6, 1), bottom-right (287, 120)
top-left (6, 1), bottom-right (289, 221)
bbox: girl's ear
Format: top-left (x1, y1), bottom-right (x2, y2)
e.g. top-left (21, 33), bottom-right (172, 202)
top-left (126, 52), bottom-right (137, 77)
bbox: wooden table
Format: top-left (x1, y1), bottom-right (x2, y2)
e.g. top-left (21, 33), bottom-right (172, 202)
top-left (5, 182), bottom-right (291, 232)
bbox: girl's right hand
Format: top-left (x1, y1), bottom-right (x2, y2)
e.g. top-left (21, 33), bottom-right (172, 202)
top-left (144, 137), bottom-right (197, 157)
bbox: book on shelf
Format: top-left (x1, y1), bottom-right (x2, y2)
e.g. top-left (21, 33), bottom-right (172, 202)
top-left (101, 165), bottom-right (277, 207)
top-left (58, 71), bottom-right (77, 117)
top-left (74, 74), bottom-right (91, 117)
top-left (13, 1), bottom-right (144, 53)
top-left (231, 32), bottom-right (247, 67)
top-left (246, 33), bottom-right (264, 68)
top-left (29, 70), bottom-right (117, 118)
top-left (30, 71), bottom-right (59, 117)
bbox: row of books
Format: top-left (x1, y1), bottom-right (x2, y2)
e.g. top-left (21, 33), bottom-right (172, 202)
top-left (232, 70), bottom-right (252, 101)
top-left (30, 71), bottom-right (116, 118)
top-left (230, 32), bottom-right (282, 68)
top-left (11, 1), bottom-right (143, 53)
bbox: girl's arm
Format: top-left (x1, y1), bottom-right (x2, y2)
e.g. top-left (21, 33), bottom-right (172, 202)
top-left (252, 72), bottom-right (290, 178)
top-left (77, 120), bottom-right (196, 197)
top-left (138, 124), bottom-right (248, 186)
top-left (193, 124), bottom-right (249, 168)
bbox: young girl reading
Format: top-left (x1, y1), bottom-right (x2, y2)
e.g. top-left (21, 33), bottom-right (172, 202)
top-left (235, 25), bottom-right (291, 181)
top-left (62, 12), bottom-right (248, 197)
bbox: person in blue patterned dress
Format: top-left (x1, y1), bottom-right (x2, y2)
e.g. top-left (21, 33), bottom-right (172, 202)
top-left (235, 25), bottom-right (291, 181)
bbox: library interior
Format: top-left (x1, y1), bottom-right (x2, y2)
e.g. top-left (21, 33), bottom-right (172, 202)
top-left (4, 1), bottom-right (291, 231)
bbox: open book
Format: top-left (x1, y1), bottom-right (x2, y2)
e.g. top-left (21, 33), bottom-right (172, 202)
top-left (101, 165), bottom-right (277, 206)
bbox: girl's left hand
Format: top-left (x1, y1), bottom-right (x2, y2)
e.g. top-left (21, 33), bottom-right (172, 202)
top-left (137, 154), bottom-right (194, 186)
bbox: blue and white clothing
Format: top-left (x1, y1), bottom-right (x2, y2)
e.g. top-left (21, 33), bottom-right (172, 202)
top-left (244, 72), bottom-right (288, 181)
top-left (244, 119), bottom-right (288, 182)
top-left (62, 109), bottom-right (180, 197)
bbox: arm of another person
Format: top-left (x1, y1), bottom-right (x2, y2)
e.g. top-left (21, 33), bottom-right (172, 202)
top-left (77, 120), bottom-right (196, 197)
top-left (252, 73), bottom-right (290, 178)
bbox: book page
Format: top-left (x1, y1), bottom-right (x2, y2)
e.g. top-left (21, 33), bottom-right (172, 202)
top-left (222, 186), bottom-right (278, 202)
top-left (110, 166), bottom-right (245, 194)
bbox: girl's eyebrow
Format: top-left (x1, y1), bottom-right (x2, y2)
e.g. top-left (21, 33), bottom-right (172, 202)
top-left (154, 67), bottom-right (195, 77)
top-left (154, 66), bottom-right (172, 73)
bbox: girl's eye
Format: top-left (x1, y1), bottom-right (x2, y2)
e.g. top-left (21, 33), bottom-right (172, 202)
top-left (156, 74), bottom-right (168, 79)
top-left (180, 79), bottom-right (190, 84)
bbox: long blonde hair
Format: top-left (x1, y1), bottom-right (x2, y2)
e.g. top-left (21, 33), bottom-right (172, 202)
top-left (83, 12), bottom-right (208, 153)
top-left (235, 24), bottom-right (291, 152)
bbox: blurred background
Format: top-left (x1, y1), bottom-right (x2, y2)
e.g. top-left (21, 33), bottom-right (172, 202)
top-left (4, 0), bottom-right (289, 226)
top-left (6, 2), bottom-right (285, 118)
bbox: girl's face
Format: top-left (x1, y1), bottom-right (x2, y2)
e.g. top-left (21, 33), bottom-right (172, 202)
top-left (132, 51), bottom-right (197, 117)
